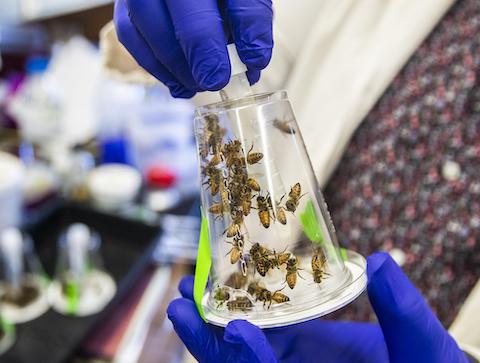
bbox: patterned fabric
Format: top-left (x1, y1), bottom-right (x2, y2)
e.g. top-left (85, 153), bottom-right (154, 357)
top-left (324, 0), bottom-right (480, 327)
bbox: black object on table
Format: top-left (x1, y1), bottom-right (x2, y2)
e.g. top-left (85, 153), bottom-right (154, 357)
top-left (1, 202), bottom-right (161, 363)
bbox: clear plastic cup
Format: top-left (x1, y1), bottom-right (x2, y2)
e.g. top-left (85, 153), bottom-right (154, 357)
top-left (0, 228), bottom-right (49, 324)
top-left (194, 91), bottom-right (367, 328)
top-left (48, 223), bottom-right (116, 316)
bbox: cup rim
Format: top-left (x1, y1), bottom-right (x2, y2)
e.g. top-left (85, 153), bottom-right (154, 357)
top-left (195, 90), bottom-right (288, 116)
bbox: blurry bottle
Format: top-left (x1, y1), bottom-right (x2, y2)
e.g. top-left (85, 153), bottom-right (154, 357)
top-left (127, 85), bottom-right (198, 195)
top-left (8, 56), bottom-right (63, 155)
top-left (96, 79), bottom-right (143, 166)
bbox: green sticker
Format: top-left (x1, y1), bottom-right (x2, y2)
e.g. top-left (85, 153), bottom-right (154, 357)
top-left (340, 247), bottom-right (349, 261)
top-left (0, 317), bottom-right (14, 334)
top-left (65, 280), bottom-right (80, 315)
top-left (194, 211), bottom-right (211, 322)
top-left (300, 200), bottom-right (325, 245)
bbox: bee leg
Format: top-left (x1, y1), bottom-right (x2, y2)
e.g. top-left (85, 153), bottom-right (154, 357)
top-left (298, 270), bottom-right (307, 280)
top-left (247, 143), bottom-right (254, 156)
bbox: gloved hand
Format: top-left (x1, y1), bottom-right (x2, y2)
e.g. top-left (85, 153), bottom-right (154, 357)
top-left (114, 0), bottom-right (273, 98)
top-left (167, 252), bottom-right (471, 363)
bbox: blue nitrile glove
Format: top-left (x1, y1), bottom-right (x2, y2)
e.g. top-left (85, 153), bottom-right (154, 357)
top-left (167, 252), bottom-right (471, 363)
top-left (114, 0), bottom-right (273, 98)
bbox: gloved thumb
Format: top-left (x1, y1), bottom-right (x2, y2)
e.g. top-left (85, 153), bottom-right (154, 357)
top-left (367, 252), bottom-right (469, 363)
top-left (224, 320), bottom-right (278, 363)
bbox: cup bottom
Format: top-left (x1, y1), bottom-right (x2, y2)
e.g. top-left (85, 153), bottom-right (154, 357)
top-left (202, 250), bottom-right (367, 329)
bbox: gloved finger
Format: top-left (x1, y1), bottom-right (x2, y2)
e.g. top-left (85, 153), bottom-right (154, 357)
top-left (125, 0), bottom-right (199, 92)
top-left (246, 68), bottom-right (261, 85)
top-left (114, 0), bottom-right (195, 98)
top-left (225, 0), bottom-right (273, 70)
top-left (265, 320), bottom-right (388, 362)
top-left (178, 275), bottom-right (194, 300)
top-left (224, 320), bottom-right (278, 363)
top-left (164, 0), bottom-right (230, 90)
top-left (167, 298), bottom-right (226, 362)
top-left (367, 252), bottom-right (467, 363)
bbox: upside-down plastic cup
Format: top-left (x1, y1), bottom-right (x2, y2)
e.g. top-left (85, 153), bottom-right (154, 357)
top-left (0, 228), bottom-right (49, 324)
top-left (194, 91), bottom-right (367, 328)
top-left (48, 223), bottom-right (116, 316)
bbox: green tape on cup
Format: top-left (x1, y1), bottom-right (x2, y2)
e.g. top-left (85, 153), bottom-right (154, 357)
top-left (0, 317), bottom-right (14, 334)
top-left (300, 200), bottom-right (325, 245)
top-left (194, 211), bottom-right (211, 322)
top-left (65, 280), bottom-right (80, 315)
top-left (340, 247), bottom-right (349, 261)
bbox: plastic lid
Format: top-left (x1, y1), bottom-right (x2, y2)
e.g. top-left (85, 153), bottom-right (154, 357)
top-left (26, 56), bottom-right (49, 74)
top-left (227, 44), bottom-right (247, 76)
top-left (146, 166), bottom-right (177, 189)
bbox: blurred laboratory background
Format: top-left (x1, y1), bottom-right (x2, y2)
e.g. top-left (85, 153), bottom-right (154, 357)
top-left (1, 0), bottom-right (480, 362)
top-left (0, 1), bottom-right (201, 362)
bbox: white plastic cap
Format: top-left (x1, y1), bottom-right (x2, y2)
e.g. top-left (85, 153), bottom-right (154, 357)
top-left (227, 44), bottom-right (247, 76)
top-left (0, 227), bottom-right (23, 257)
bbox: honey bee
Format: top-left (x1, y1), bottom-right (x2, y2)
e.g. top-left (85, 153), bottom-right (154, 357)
top-left (286, 256), bottom-right (303, 289)
top-left (256, 195), bottom-right (273, 228)
top-left (208, 153), bottom-right (222, 167)
top-left (198, 137), bottom-right (209, 159)
top-left (222, 140), bottom-right (242, 156)
top-left (226, 235), bottom-right (244, 264)
top-left (311, 247), bottom-right (329, 284)
top-left (285, 183), bottom-right (306, 213)
top-left (224, 208), bottom-right (244, 236)
top-left (273, 119), bottom-right (296, 134)
top-left (202, 165), bottom-right (222, 196)
top-left (250, 242), bottom-right (273, 276)
top-left (247, 281), bottom-right (264, 296)
top-left (203, 115), bottom-right (224, 153)
top-left (246, 178), bottom-right (261, 192)
top-left (269, 249), bottom-right (291, 268)
top-left (208, 203), bottom-right (225, 216)
top-left (255, 286), bottom-right (290, 309)
top-left (271, 289), bottom-right (290, 304)
top-left (220, 188), bottom-right (230, 210)
top-left (276, 206), bottom-right (287, 225)
top-left (207, 131), bottom-right (223, 155)
top-left (228, 156), bottom-right (247, 171)
top-left (227, 296), bottom-right (253, 312)
top-left (242, 198), bottom-right (252, 216)
top-left (222, 140), bottom-right (243, 166)
top-left (205, 114), bottom-right (220, 132)
top-left (246, 144), bottom-right (263, 165)
top-left (225, 223), bottom-right (241, 238)
top-left (225, 272), bottom-right (247, 289)
top-left (214, 287), bottom-right (230, 307)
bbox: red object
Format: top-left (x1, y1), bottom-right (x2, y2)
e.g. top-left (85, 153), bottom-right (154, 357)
top-left (146, 166), bottom-right (177, 188)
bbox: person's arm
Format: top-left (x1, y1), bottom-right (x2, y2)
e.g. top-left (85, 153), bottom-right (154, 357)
top-left (449, 280), bottom-right (480, 361)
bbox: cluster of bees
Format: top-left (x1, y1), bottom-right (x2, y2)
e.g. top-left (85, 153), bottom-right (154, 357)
top-left (214, 243), bottom-right (328, 312)
top-left (199, 114), bottom-right (328, 313)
